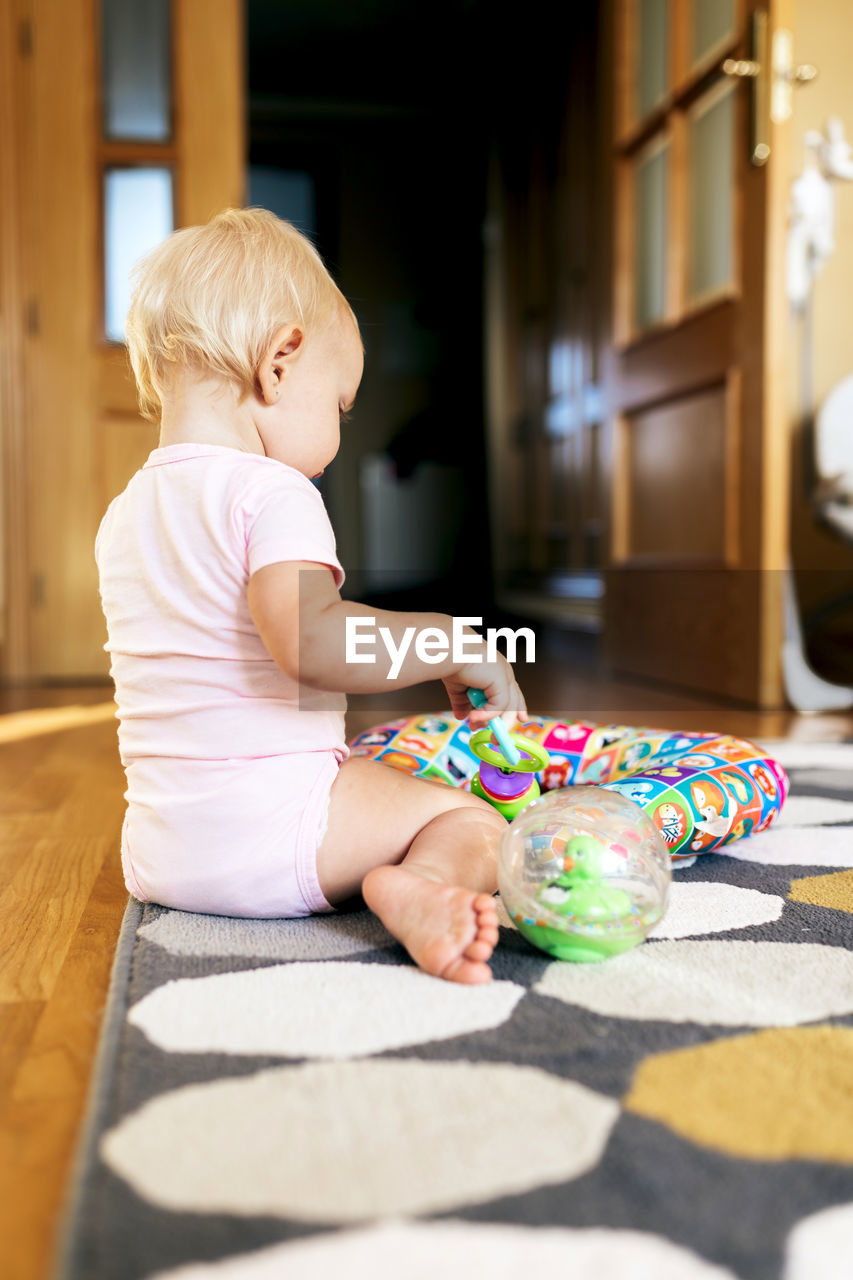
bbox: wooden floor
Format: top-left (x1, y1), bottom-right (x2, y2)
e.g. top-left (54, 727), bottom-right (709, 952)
top-left (1, 659), bottom-right (851, 1280)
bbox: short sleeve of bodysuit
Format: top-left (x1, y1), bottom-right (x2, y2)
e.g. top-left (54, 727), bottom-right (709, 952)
top-left (242, 465), bottom-right (345, 588)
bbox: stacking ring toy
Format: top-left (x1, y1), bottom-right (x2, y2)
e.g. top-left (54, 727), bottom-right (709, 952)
top-left (468, 730), bottom-right (549, 773)
top-left (469, 730), bottom-right (550, 819)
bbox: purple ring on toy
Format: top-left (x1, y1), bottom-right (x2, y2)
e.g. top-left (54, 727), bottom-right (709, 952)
top-left (480, 760), bottom-right (536, 798)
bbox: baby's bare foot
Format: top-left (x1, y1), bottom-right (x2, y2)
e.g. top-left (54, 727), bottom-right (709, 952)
top-left (362, 864), bottom-right (500, 984)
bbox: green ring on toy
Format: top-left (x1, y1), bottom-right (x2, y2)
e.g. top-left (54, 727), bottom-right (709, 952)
top-left (469, 729), bottom-right (549, 773)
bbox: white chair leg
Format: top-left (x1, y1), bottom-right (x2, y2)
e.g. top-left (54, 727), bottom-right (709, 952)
top-left (782, 566), bottom-right (853, 713)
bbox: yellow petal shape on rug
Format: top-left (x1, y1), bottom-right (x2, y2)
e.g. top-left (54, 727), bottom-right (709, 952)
top-left (788, 869), bottom-right (853, 914)
top-left (624, 1026), bottom-right (853, 1162)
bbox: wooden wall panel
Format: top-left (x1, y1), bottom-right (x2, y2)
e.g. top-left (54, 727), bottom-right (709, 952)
top-left (22, 0), bottom-right (103, 679)
top-left (606, 566), bottom-right (764, 704)
top-left (619, 384), bottom-right (728, 563)
top-left (100, 419), bottom-right (159, 521)
top-left (1, 0), bottom-right (245, 679)
top-left (99, 347), bottom-right (138, 418)
top-left (175, 0), bottom-right (245, 225)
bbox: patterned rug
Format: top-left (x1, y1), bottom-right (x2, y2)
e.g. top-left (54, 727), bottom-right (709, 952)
top-left (55, 739), bottom-right (853, 1280)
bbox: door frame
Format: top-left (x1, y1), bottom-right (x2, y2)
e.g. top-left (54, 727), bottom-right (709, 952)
top-left (0, 3), bottom-right (33, 682)
top-left (603, 0), bottom-right (793, 709)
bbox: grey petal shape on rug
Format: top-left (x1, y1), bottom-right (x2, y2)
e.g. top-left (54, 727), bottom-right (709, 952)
top-left (784, 768), bottom-right (853, 794)
top-left (138, 908), bottom-right (395, 960)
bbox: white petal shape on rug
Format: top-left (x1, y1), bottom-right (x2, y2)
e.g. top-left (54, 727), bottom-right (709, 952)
top-left (724, 827), bottom-right (853, 867)
top-left (757, 742), bottom-right (853, 770)
top-left (148, 1219), bottom-right (738, 1280)
top-left (101, 1061), bottom-right (620, 1221)
top-left (783, 1202), bottom-right (853, 1280)
top-left (649, 882), bottom-right (784, 939)
top-left (138, 910), bottom-right (395, 960)
top-left (775, 795), bottom-right (853, 827)
top-left (535, 940), bottom-right (853, 1026)
top-left (501, 882), bottom-right (783, 941)
top-left (128, 962), bottom-right (525, 1059)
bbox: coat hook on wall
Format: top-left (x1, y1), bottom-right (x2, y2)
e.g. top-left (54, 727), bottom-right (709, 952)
top-left (787, 118), bottom-right (853, 311)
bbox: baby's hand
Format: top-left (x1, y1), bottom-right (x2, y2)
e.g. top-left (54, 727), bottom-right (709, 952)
top-left (443, 654), bottom-right (528, 732)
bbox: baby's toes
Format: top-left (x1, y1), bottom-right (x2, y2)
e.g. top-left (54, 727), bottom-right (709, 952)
top-left (465, 937), bottom-right (495, 963)
top-left (476, 904), bottom-right (500, 936)
top-left (475, 908), bottom-right (499, 930)
top-left (443, 954), bottom-right (492, 984)
top-left (473, 893), bottom-right (498, 915)
top-left (478, 927), bottom-right (500, 952)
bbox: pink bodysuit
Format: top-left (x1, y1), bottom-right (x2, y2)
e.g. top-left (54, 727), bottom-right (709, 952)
top-left (96, 443), bottom-right (348, 917)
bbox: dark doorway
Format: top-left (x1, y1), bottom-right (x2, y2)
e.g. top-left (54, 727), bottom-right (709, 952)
top-left (248, 1), bottom-right (496, 619)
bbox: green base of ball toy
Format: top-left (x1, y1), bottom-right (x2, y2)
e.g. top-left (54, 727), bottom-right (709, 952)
top-left (514, 918), bottom-right (646, 963)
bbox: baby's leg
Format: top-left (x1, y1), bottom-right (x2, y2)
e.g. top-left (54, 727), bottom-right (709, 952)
top-left (316, 759), bottom-right (506, 984)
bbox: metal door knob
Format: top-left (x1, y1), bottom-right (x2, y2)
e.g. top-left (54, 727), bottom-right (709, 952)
top-left (722, 58), bottom-right (761, 78)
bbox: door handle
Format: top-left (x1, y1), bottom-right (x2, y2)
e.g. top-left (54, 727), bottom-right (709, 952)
top-left (721, 11), bottom-right (817, 167)
top-left (722, 59), bottom-right (760, 79)
top-left (721, 10), bottom-right (770, 166)
top-left (768, 28), bottom-right (817, 123)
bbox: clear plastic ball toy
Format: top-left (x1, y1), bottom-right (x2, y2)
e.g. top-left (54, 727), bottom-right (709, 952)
top-left (498, 786), bottom-right (671, 962)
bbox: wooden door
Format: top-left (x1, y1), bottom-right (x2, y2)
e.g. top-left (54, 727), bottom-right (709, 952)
top-left (1, 0), bottom-right (243, 680)
top-left (604, 0), bottom-right (797, 707)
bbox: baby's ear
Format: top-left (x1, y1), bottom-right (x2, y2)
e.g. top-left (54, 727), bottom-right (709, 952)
top-left (258, 324), bottom-right (304, 404)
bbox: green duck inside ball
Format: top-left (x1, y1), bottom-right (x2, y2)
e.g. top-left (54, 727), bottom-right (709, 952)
top-left (498, 787), bottom-right (672, 962)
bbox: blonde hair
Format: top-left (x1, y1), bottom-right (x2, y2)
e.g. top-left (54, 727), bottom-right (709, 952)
top-left (125, 207), bottom-right (354, 422)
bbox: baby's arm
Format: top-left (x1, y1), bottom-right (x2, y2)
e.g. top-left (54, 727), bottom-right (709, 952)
top-left (247, 560), bottom-right (526, 726)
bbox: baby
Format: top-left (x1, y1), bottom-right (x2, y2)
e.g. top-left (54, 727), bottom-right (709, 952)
top-left (96, 208), bottom-right (527, 985)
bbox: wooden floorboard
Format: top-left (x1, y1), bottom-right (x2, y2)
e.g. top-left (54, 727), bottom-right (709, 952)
top-left (0, 669), bottom-right (849, 1280)
top-left (0, 707), bottom-right (127, 1280)
top-left (0, 849), bottom-right (126, 1280)
top-left (0, 1002), bottom-right (45, 1104)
